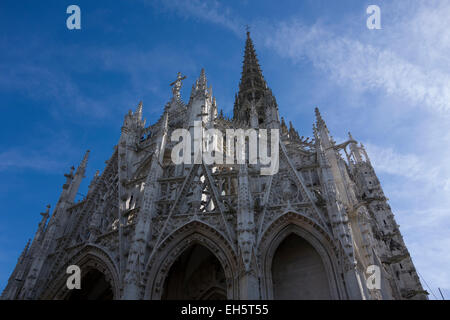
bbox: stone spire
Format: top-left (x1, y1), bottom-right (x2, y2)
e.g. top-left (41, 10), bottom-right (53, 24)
top-left (233, 31), bottom-right (270, 125)
top-left (76, 150), bottom-right (88, 178)
top-left (238, 32), bottom-right (266, 96)
top-left (315, 107), bottom-right (327, 131)
top-left (76, 150), bottom-right (89, 176)
top-left (135, 101), bottom-right (143, 119)
top-left (192, 68), bottom-right (212, 98)
top-left (197, 68), bottom-right (207, 91)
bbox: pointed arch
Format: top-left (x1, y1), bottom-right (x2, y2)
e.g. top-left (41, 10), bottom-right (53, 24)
top-left (143, 220), bottom-right (238, 299)
top-left (42, 244), bottom-right (120, 300)
top-left (258, 211), bottom-right (345, 299)
top-left (161, 244), bottom-right (227, 299)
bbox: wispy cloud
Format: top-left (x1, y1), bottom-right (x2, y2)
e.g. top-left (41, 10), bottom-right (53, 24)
top-left (152, 0), bottom-right (243, 35)
top-left (0, 149), bottom-right (63, 172)
top-left (0, 38), bottom-right (198, 122)
top-left (0, 128), bottom-right (81, 173)
top-left (262, 19), bottom-right (450, 114)
top-left (155, 0), bottom-right (450, 114)
top-left (364, 143), bottom-right (437, 182)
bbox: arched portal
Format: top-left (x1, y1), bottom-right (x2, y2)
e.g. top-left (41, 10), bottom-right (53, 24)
top-left (66, 269), bottom-right (114, 300)
top-left (162, 244), bottom-right (227, 300)
top-left (272, 233), bottom-right (331, 299)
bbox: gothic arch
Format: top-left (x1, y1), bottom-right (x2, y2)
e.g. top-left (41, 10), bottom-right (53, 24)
top-left (144, 220), bottom-right (238, 299)
top-left (258, 211), bottom-right (344, 300)
top-left (42, 244), bottom-right (120, 300)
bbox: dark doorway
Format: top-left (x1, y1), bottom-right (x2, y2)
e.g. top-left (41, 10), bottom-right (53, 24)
top-left (162, 244), bottom-right (227, 300)
top-left (66, 269), bottom-right (114, 300)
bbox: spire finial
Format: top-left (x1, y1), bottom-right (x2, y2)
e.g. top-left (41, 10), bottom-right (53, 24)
top-left (198, 68), bottom-right (207, 88)
top-left (315, 107), bottom-right (326, 129)
top-left (348, 132), bottom-right (355, 141)
top-left (80, 150), bottom-right (90, 168)
top-left (193, 68), bottom-right (209, 95)
top-left (74, 150), bottom-right (90, 178)
top-left (136, 101), bottom-right (143, 115)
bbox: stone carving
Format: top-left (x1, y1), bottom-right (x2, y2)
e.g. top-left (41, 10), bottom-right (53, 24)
top-left (170, 72), bottom-right (187, 100)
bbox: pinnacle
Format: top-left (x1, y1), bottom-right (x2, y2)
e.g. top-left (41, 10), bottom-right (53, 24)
top-left (315, 107), bottom-right (326, 129)
top-left (197, 68), bottom-right (208, 90)
top-left (136, 101), bottom-right (143, 115)
top-left (78, 150), bottom-right (90, 172)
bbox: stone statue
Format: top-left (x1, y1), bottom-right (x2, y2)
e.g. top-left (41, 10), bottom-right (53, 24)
top-left (170, 72), bottom-right (187, 99)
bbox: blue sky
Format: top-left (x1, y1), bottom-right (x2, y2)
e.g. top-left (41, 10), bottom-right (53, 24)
top-left (0, 0), bottom-right (449, 299)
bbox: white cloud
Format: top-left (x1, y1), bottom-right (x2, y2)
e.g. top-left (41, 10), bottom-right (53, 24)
top-left (0, 130), bottom-right (82, 173)
top-left (364, 143), bottom-right (437, 182)
top-left (0, 149), bottom-right (62, 172)
top-left (154, 0), bottom-right (450, 114)
top-left (154, 0), bottom-right (243, 35)
top-left (262, 19), bottom-right (450, 114)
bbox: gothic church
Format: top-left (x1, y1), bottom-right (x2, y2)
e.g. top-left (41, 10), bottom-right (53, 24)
top-left (1, 32), bottom-right (427, 300)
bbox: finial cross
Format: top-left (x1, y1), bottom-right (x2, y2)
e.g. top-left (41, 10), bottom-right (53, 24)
top-left (170, 72), bottom-right (187, 99)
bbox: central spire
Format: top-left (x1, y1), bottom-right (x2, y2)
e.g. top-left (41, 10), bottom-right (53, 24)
top-left (238, 31), bottom-right (267, 96)
top-left (233, 31), bottom-right (278, 127)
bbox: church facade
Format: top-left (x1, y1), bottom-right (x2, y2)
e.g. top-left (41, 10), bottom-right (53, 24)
top-left (2, 33), bottom-right (427, 300)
